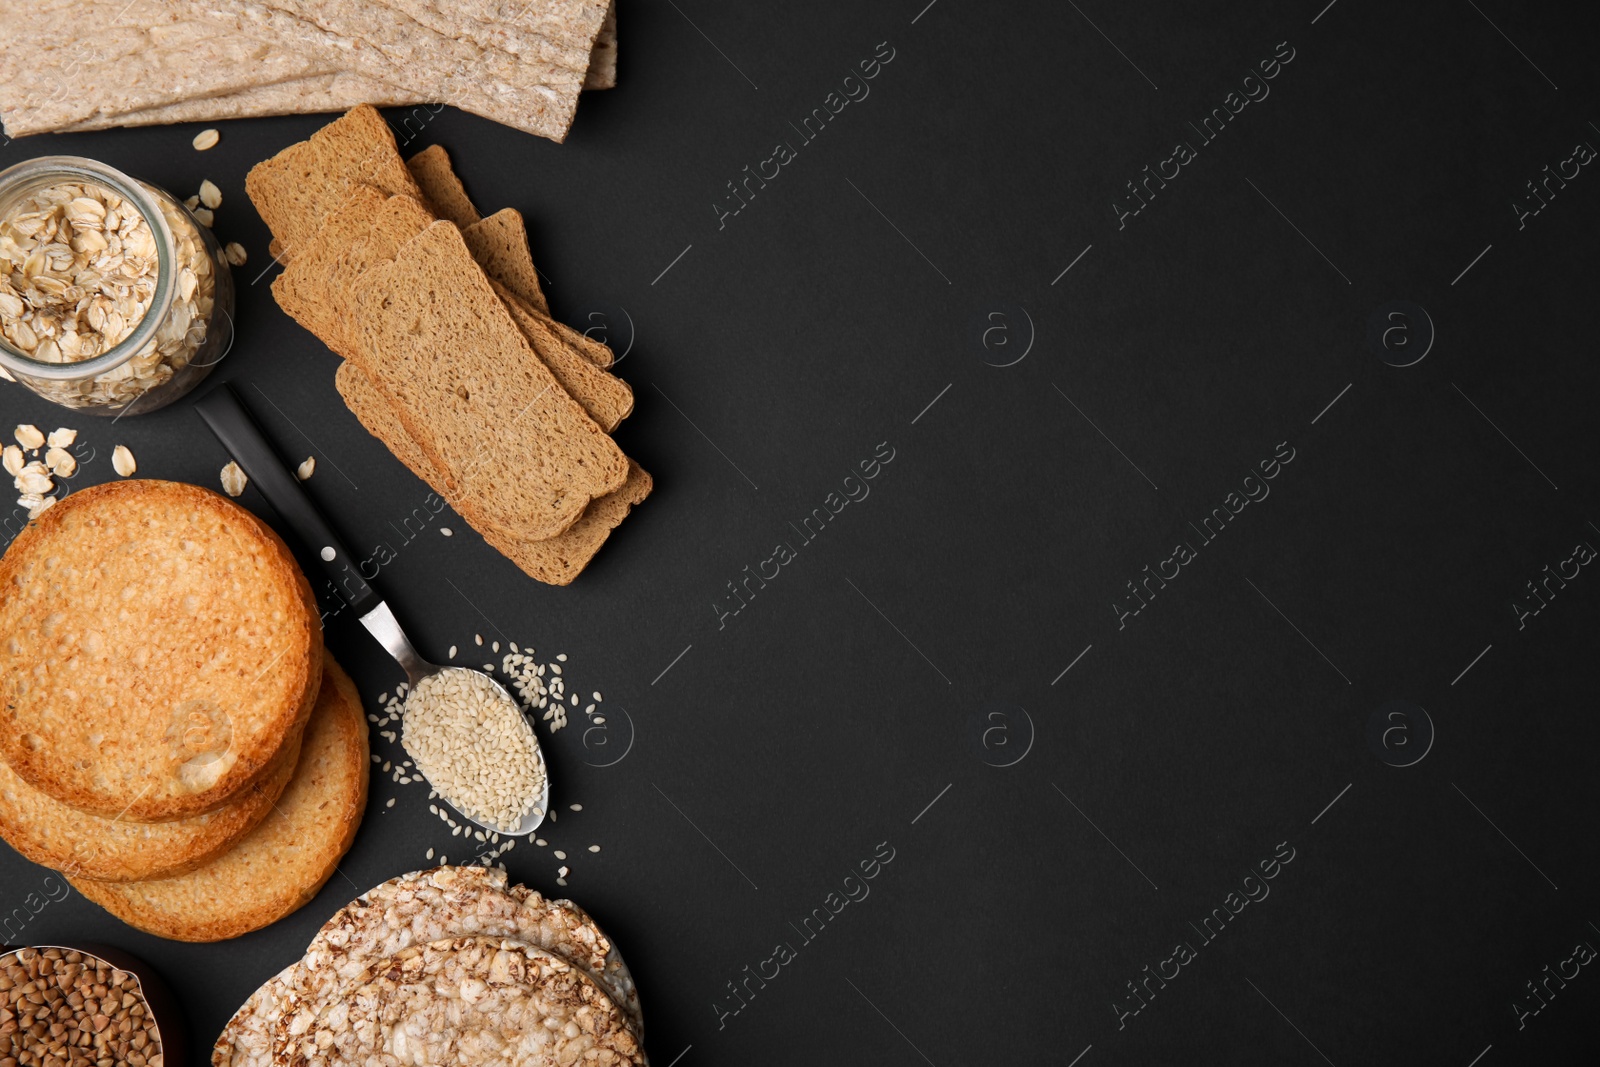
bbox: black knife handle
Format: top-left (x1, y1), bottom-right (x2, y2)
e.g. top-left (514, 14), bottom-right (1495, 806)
top-left (194, 383), bottom-right (379, 618)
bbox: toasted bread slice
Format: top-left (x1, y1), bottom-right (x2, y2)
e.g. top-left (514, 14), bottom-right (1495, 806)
top-left (349, 220), bottom-right (628, 541)
top-left (272, 186), bottom-right (434, 358)
top-left (491, 278), bottom-right (632, 431)
top-left (406, 145), bottom-right (481, 229)
top-left (0, 480), bottom-right (321, 821)
top-left (462, 209), bottom-right (615, 370)
top-left (70, 653), bottom-right (368, 942)
top-left (246, 104), bottom-right (428, 263)
top-left (0, 725), bottom-right (302, 883)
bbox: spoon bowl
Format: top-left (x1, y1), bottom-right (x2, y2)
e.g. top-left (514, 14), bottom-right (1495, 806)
top-left (363, 603), bottom-right (551, 836)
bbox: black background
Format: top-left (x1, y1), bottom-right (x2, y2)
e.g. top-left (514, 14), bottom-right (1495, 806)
top-left (2, 0), bottom-right (1599, 1063)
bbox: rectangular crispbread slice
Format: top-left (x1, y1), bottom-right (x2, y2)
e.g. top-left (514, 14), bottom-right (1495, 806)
top-left (337, 359), bottom-right (648, 584)
top-left (406, 146), bottom-right (481, 229)
top-left (245, 104), bottom-right (429, 263)
top-left (349, 220), bottom-right (627, 541)
top-left (586, 0), bottom-right (618, 90)
top-left (0, 0), bottom-right (337, 137)
top-left (54, 15), bottom-right (616, 135)
top-left (167, 0), bottom-right (608, 141)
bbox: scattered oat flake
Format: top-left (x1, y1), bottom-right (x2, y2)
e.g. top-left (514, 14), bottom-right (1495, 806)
top-left (45, 427), bottom-right (75, 448)
top-left (224, 242), bottom-right (248, 267)
top-left (26, 496), bottom-right (55, 520)
top-left (184, 195), bottom-right (200, 211)
top-left (1, 446), bottom-right (21, 477)
top-left (193, 207), bottom-right (214, 228)
top-left (296, 455), bottom-right (315, 481)
top-left (44, 447), bottom-right (75, 477)
top-left (219, 460), bottom-right (247, 496)
top-left (192, 129), bottom-right (220, 151)
top-left (198, 180), bottom-right (222, 210)
top-left (111, 444), bottom-right (136, 476)
top-left (14, 425), bottom-right (44, 451)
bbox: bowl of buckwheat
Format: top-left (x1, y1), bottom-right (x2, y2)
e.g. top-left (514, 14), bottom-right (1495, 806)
top-left (0, 943), bottom-right (186, 1067)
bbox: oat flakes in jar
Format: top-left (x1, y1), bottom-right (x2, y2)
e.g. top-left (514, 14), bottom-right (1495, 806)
top-left (0, 156), bottom-right (234, 415)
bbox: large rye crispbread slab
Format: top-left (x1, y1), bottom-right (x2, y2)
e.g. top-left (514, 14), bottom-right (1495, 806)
top-left (71, 654), bottom-right (368, 942)
top-left (57, 15), bottom-right (617, 134)
top-left (245, 104), bottom-right (428, 263)
top-left (0, 480), bottom-right (321, 821)
top-left (279, 936), bottom-right (642, 1067)
top-left (0, 727), bottom-right (301, 883)
top-left (170, 0), bottom-right (609, 141)
top-left (0, 0), bottom-right (334, 137)
top-left (348, 220), bottom-right (628, 541)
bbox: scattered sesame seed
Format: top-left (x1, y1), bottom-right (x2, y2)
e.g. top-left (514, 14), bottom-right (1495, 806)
top-left (536, 838), bottom-right (547, 847)
top-left (192, 128), bottom-right (220, 151)
top-left (448, 645), bottom-right (457, 659)
top-left (386, 798), bottom-right (395, 808)
top-left (554, 850), bottom-right (566, 860)
top-left (588, 845), bottom-right (600, 853)
top-left (475, 634), bottom-right (484, 646)
top-left (426, 847), bottom-right (434, 859)
top-left (441, 527), bottom-right (453, 536)
top-left (569, 804), bottom-right (582, 812)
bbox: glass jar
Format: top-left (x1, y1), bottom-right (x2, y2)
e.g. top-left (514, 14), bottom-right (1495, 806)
top-left (0, 156), bottom-right (234, 416)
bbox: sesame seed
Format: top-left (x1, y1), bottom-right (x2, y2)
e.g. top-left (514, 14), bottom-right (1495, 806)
top-left (554, 850), bottom-right (566, 860)
top-left (426, 847), bottom-right (434, 859)
top-left (570, 804), bottom-right (582, 811)
top-left (475, 634), bottom-right (484, 646)
top-left (441, 527), bottom-right (453, 536)
top-left (589, 845), bottom-right (600, 853)
top-left (386, 798), bottom-right (395, 808)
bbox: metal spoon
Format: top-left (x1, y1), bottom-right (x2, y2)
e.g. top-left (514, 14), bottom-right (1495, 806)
top-left (196, 384), bottom-right (550, 835)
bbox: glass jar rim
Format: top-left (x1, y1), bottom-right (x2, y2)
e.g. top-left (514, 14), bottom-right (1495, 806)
top-left (0, 156), bottom-right (177, 382)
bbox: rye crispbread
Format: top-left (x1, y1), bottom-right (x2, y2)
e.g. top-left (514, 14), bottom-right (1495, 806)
top-left (280, 936), bottom-right (642, 1067)
top-left (406, 145), bottom-right (481, 229)
top-left (0, 727), bottom-right (302, 883)
top-left (55, 14), bottom-right (617, 135)
top-left (302, 865), bottom-right (643, 1035)
top-left (245, 103), bottom-right (427, 263)
top-left (348, 220), bottom-right (628, 541)
top-left (587, 0), bottom-right (618, 90)
top-left (169, 0), bottom-right (609, 142)
top-left (70, 653), bottom-right (368, 942)
top-left (0, 0), bottom-right (334, 138)
top-left (0, 480), bottom-right (321, 822)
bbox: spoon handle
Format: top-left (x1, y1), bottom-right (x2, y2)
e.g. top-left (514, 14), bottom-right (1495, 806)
top-left (195, 382), bottom-right (380, 618)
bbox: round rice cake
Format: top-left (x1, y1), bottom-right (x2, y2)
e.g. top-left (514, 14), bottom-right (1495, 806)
top-left (212, 867), bottom-right (644, 1067)
top-left (0, 479), bottom-right (321, 820)
top-left (212, 963), bottom-right (299, 1067)
top-left (282, 936), bottom-right (643, 1067)
top-left (69, 653), bottom-right (368, 942)
top-left (0, 722), bottom-right (303, 882)
top-left (304, 865), bottom-right (642, 1034)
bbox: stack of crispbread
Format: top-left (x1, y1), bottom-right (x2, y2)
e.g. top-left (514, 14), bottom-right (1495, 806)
top-left (214, 866), bottom-right (645, 1067)
top-left (249, 106), bottom-right (651, 585)
top-left (0, 0), bottom-right (617, 141)
top-left (0, 479), bottom-right (370, 941)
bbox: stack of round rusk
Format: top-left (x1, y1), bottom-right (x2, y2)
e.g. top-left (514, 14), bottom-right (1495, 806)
top-left (0, 479), bottom-right (369, 941)
top-left (215, 866), bottom-right (646, 1067)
